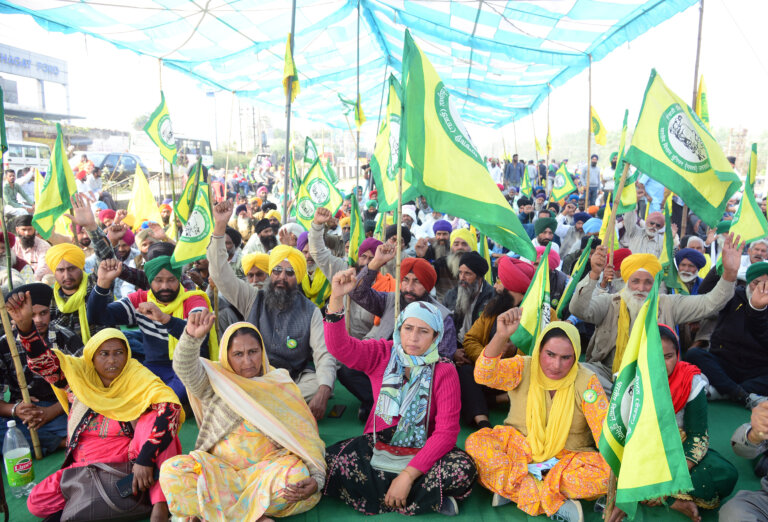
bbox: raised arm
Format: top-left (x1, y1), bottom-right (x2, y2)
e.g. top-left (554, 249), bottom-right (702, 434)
top-left (474, 308), bottom-right (526, 391)
top-left (309, 207), bottom-right (349, 279)
top-left (569, 245), bottom-right (613, 324)
top-left (209, 200), bottom-right (259, 318)
top-left (348, 242), bottom-right (396, 316)
top-left (87, 258), bottom-right (135, 327)
top-left (172, 310), bottom-right (217, 401)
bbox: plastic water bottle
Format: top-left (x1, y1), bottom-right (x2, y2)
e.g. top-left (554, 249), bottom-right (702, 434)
top-left (3, 420), bottom-right (35, 497)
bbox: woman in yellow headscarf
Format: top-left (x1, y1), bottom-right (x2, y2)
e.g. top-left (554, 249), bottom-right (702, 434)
top-left (159, 310), bottom-right (325, 521)
top-left (6, 290), bottom-right (183, 522)
top-left (465, 308), bottom-right (611, 520)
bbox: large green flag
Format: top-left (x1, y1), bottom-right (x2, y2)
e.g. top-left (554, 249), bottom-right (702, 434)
top-left (32, 124), bottom-right (78, 239)
top-left (623, 70), bottom-right (740, 226)
top-left (599, 274), bottom-right (693, 518)
top-left (175, 157), bottom-right (202, 226)
top-left (613, 109), bottom-right (638, 214)
top-left (400, 30), bottom-right (535, 261)
top-left (730, 144), bottom-right (768, 244)
top-left (295, 160), bottom-right (344, 231)
top-left (555, 236), bottom-right (594, 320)
top-left (369, 75), bottom-right (418, 212)
top-left (144, 91), bottom-right (177, 164)
top-left (348, 194), bottom-right (365, 267)
top-left (171, 183), bottom-right (212, 268)
top-left (0, 86), bottom-right (7, 154)
top-left (550, 162), bottom-right (577, 202)
top-left (509, 243), bottom-right (551, 354)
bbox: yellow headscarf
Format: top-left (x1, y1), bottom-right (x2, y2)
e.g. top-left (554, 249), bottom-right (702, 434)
top-left (614, 254), bottom-right (662, 373)
top-left (190, 323), bottom-right (326, 477)
top-left (241, 253), bottom-right (269, 274)
top-left (526, 321), bottom-right (582, 462)
top-left (450, 228), bottom-right (477, 252)
top-left (45, 244), bottom-right (90, 342)
top-left (52, 328), bottom-right (183, 421)
top-left (268, 245), bottom-right (307, 282)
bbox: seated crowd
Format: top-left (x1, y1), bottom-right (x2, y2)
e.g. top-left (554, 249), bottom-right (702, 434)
top-left (3, 169), bottom-right (768, 522)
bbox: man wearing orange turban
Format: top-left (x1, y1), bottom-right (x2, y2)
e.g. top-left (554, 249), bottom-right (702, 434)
top-left (569, 237), bottom-right (744, 394)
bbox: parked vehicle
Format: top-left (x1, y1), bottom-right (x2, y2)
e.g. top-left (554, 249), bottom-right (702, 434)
top-left (69, 152), bottom-right (149, 183)
top-left (3, 141), bottom-right (51, 175)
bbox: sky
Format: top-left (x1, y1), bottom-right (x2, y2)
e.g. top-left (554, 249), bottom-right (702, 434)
top-left (0, 0), bottom-right (766, 159)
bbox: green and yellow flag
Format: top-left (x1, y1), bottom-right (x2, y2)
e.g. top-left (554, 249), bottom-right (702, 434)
top-left (294, 159), bottom-right (344, 231)
top-left (509, 243), bottom-right (551, 354)
top-left (591, 106), bottom-right (607, 146)
top-left (144, 91), bottom-right (177, 164)
top-left (348, 194), bottom-right (365, 266)
top-left (339, 94), bottom-right (366, 128)
top-left (599, 274), bottom-right (693, 518)
top-left (695, 75), bottom-right (709, 129)
top-left (613, 109), bottom-right (638, 214)
top-left (478, 233), bottom-right (493, 284)
top-left (550, 162), bottom-right (578, 202)
top-left (175, 158), bottom-right (202, 226)
top-left (289, 149), bottom-right (301, 197)
top-left (535, 138), bottom-right (545, 156)
top-left (171, 183), bottom-right (213, 268)
top-left (598, 193), bottom-right (620, 249)
top-left (400, 30), bottom-right (535, 260)
top-left (283, 33), bottom-right (299, 103)
top-left (126, 164), bottom-right (163, 231)
top-left (304, 136), bottom-right (319, 165)
top-left (731, 144), bottom-right (768, 243)
top-left (369, 74), bottom-right (418, 212)
top-left (520, 168), bottom-right (533, 198)
top-left (34, 168), bottom-right (71, 238)
top-left (555, 236), bottom-right (594, 320)
top-left (32, 123), bottom-right (78, 239)
top-left (623, 69), bottom-right (740, 226)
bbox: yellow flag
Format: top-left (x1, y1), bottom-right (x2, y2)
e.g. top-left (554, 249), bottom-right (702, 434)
top-left (126, 164), bottom-right (163, 231)
top-left (731, 144), bottom-right (768, 243)
top-left (283, 33), bottom-right (299, 103)
top-left (695, 75), bottom-right (710, 129)
top-left (546, 127), bottom-right (552, 153)
top-left (591, 106), bottom-right (607, 146)
top-left (171, 184), bottom-right (212, 268)
top-left (32, 123), bottom-right (77, 239)
top-left (535, 138), bottom-right (545, 156)
top-left (34, 168), bottom-right (71, 237)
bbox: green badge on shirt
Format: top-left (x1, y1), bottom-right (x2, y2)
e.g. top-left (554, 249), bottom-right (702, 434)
top-left (286, 337), bottom-right (297, 349)
top-left (583, 389), bottom-right (598, 404)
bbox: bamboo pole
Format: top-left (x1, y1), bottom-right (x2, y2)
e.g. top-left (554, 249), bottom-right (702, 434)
top-left (0, 184), bottom-right (13, 294)
top-left (546, 83), bottom-right (551, 170)
top-left (531, 110), bottom-right (539, 164)
top-left (0, 299), bottom-right (42, 460)
top-left (207, 183), bottom-right (219, 338)
top-left (282, 0), bottom-right (298, 220)
top-left (224, 91), bottom-right (236, 190)
top-left (604, 471), bottom-right (618, 520)
top-left (354, 0), bottom-right (361, 195)
top-left (586, 54), bottom-right (593, 208)
top-left (394, 167), bottom-right (404, 319)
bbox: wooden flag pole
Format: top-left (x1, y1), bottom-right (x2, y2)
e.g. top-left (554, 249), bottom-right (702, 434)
top-left (0, 298), bottom-right (42, 460)
top-left (394, 167), bottom-right (404, 319)
top-left (586, 54), bottom-right (593, 209)
top-left (606, 163), bottom-right (631, 276)
top-left (604, 471), bottom-right (618, 520)
top-left (354, 0), bottom-right (361, 193)
top-left (207, 183), bottom-right (220, 338)
top-left (531, 110), bottom-right (539, 164)
top-left (0, 187), bottom-right (13, 294)
top-left (512, 119), bottom-right (519, 154)
top-left (224, 91), bottom-right (235, 189)
top-left (282, 0), bottom-right (298, 221)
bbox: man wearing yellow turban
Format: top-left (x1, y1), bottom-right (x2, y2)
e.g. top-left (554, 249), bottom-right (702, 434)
top-left (466, 309), bottom-right (610, 518)
top-left (241, 252), bottom-right (269, 289)
top-left (209, 200), bottom-right (336, 422)
top-left (412, 227), bottom-right (477, 303)
top-left (570, 235), bottom-right (745, 393)
top-left (264, 209), bottom-right (282, 227)
top-left (86, 257), bottom-right (216, 403)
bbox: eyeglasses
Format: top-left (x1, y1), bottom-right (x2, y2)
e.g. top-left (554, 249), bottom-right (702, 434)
top-left (271, 266), bottom-right (296, 277)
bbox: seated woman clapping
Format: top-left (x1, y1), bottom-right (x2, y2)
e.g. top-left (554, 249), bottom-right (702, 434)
top-left (465, 308), bottom-right (610, 522)
top-left (322, 268), bottom-right (477, 516)
top-left (9, 290), bottom-right (183, 522)
top-left (159, 309), bottom-right (326, 521)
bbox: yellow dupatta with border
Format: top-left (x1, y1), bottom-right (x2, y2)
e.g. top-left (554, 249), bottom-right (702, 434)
top-left (301, 268), bottom-right (331, 307)
top-left (188, 322), bottom-right (326, 476)
top-left (147, 288), bottom-right (219, 361)
top-left (53, 278), bottom-right (90, 343)
top-left (525, 321), bottom-right (582, 462)
top-left (52, 328), bottom-right (184, 423)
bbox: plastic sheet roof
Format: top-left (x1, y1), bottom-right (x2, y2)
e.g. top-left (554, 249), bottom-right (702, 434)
top-left (0, 0), bottom-right (699, 128)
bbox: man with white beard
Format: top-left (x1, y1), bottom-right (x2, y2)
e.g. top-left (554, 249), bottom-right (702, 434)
top-left (620, 209), bottom-right (667, 257)
top-left (442, 252), bottom-right (494, 344)
top-left (570, 234), bottom-right (743, 394)
top-left (687, 261), bottom-right (768, 409)
top-left (415, 227), bottom-right (476, 302)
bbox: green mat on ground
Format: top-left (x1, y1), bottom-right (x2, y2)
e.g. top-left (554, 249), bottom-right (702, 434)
top-left (5, 386), bottom-right (760, 521)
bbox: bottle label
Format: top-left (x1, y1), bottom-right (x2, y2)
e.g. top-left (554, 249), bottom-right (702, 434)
top-left (5, 452), bottom-right (34, 487)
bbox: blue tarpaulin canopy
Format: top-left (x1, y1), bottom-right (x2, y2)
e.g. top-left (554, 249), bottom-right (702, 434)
top-left (0, 0), bottom-right (699, 128)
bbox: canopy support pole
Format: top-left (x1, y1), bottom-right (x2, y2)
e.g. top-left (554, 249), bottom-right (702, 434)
top-left (512, 119), bottom-right (519, 154)
top-left (355, 0), bottom-right (361, 192)
top-left (546, 83), bottom-right (551, 169)
top-left (225, 91), bottom-right (235, 183)
top-left (531, 110), bottom-right (539, 164)
top-left (682, 0), bottom-right (705, 238)
top-left (282, 0), bottom-right (297, 221)
top-left (394, 167), bottom-right (403, 319)
top-left (586, 54), bottom-right (593, 209)
top-left (158, 59), bottom-right (167, 201)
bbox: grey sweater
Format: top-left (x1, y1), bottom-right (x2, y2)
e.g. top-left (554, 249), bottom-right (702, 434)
top-left (172, 329), bottom-right (325, 488)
